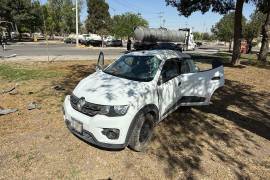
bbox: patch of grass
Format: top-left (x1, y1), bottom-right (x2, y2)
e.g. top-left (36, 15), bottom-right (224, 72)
top-left (69, 167), bottom-right (81, 179)
top-left (14, 151), bottom-right (23, 160)
top-left (0, 64), bottom-right (63, 81)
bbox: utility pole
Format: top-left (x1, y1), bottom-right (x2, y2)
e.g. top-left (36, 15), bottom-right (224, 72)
top-left (163, 19), bottom-right (166, 28)
top-left (76, 0), bottom-right (79, 47)
top-left (157, 12), bottom-right (164, 28)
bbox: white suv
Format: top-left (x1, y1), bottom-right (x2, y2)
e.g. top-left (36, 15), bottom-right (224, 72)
top-left (63, 50), bottom-right (224, 151)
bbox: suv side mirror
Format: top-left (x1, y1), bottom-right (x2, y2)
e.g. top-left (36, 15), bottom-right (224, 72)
top-left (96, 51), bottom-right (104, 71)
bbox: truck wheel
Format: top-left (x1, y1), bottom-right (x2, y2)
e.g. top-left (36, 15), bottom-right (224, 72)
top-left (128, 113), bottom-right (154, 152)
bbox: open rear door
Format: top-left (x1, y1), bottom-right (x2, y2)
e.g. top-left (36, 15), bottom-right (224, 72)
top-left (177, 66), bottom-right (224, 106)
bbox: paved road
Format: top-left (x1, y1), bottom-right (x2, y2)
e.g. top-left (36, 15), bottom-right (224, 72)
top-left (3, 43), bottom-right (124, 56)
top-left (0, 43), bottom-right (219, 61)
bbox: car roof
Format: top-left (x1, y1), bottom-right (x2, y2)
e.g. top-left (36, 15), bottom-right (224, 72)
top-left (126, 50), bottom-right (191, 61)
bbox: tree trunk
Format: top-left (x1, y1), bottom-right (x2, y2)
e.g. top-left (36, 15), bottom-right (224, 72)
top-left (231, 0), bottom-right (245, 65)
top-left (258, 10), bottom-right (270, 62)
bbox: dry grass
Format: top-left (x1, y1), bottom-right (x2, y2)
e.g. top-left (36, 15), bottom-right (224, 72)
top-left (0, 60), bottom-right (270, 179)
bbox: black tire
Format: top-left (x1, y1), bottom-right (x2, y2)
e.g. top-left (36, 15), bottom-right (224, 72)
top-left (128, 113), bottom-right (154, 152)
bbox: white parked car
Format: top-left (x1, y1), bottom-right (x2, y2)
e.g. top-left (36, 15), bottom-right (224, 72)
top-left (62, 50), bottom-right (224, 151)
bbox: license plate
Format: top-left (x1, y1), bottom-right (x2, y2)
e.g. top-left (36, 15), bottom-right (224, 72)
top-left (71, 119), bottom-right (83, 134)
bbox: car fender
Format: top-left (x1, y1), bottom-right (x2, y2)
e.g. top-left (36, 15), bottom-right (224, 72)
top-left (124, 104), bottom-right (159, 146)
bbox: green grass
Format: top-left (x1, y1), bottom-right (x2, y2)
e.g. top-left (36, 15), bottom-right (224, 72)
top-left (0, 64), bottom-right (63, 81)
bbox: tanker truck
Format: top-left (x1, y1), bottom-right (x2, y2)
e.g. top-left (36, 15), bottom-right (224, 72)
top-left (133, 27), bottom-right (196, 51)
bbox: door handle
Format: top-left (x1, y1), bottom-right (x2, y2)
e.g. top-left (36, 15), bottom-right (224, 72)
top-left (178, 81), bottom-right (182, 86)
top-left (211, 76), bottom-right (220, 80)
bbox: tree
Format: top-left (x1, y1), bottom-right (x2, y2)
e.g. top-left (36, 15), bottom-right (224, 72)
top-left (257, 0), bottom-right (270, 62)
top-left (231, 0), bottom-right (245, 65)
top-left (193, 32), bottom-right (202, 41)
top-left (212, 12), bottom-right (241, 52)
top-left (29, 0), bottom-right (43, 33)
top-left (6, 0), bottom-right (41, 33)
top-left (85, 0), bottom-right (111, 35)
top-left (0, 0), bottom-right (44, 34)
top-left (62, 0), bottom-right (76, 34)
top-left (47, 0), bottom-right (64, 34)
top-left (0, 0), bottom-right (11, 21)
top-left (165, 0), bottom-right (250, 65)
top-left (243, 11), bottom-right (266, 53)
top-left (43, 0), bottom-right (83, 35)
top-left (112, 13), bottom-right (148, 38)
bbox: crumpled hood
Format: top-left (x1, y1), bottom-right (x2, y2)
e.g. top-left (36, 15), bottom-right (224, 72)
top-left (73, 71), bottom-right (152, 105)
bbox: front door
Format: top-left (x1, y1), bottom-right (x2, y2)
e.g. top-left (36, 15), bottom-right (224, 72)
top-left (157, 60), bottom-right (180, 117)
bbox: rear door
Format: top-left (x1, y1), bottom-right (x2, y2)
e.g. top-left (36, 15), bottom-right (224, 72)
top-left (176, 59), bottom-right (224, 106)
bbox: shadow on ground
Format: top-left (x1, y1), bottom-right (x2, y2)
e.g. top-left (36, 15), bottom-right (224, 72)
top-left (149, 79), bottom-right (270, 179)
top-left (57, 64), bottom-right (96, 95)
top-left (57, 62), bottom-right (270, 179)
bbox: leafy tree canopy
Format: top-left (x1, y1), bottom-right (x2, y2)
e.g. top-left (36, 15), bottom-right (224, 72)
top-left (112, 12), bottom-right (148, 38)
top-left (85, 0), bottom-right (111, 35)
top-left (0, 0), bottom-right (43, 33)
top-left (211, 12), bottom-right (236, 42)
top-left (243, 11), bottom-right (266, 42)
top-left (212, 12), bottom-right (247, 42)
top-left (256, 0), bottom-right (270, 14)
top-left (165, 0), bottom-right (235, 17)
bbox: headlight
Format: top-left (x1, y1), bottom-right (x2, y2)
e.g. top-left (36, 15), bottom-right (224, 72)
top-left (113, 105), bottom-right (129, 115)
top-left (98, 105), bottom-right (129, 116)
top-left (99, 105), bottom-right (110, 115)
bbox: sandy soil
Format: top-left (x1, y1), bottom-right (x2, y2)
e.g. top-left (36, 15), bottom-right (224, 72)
top-left (0, 60), bottom-right (270, 180)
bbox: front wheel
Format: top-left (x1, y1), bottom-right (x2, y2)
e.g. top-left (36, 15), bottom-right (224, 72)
top-left (128, 113), bottom-right (154, 152)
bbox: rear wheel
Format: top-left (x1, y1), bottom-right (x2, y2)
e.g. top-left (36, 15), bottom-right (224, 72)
top-left (128, 113), bottom-right (154, 152)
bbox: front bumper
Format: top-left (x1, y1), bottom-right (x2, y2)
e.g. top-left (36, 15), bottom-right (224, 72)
top-left (63, 96), bottom-right (134, 149)
top-left (65, 120), bottom-right (125, 149)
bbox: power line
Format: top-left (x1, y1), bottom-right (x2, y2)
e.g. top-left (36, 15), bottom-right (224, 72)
top-left (157, 12), bottom-right (164, 28)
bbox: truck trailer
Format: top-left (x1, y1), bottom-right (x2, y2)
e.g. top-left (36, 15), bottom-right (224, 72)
top-left (133, 26), bottom-right (196, 51)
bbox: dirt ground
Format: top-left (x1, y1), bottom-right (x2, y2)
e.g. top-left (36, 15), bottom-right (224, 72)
top-left (0, 60), bottom-right (270, 180)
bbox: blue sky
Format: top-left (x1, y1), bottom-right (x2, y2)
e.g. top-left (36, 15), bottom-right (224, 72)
top-left (41, 0), bottom-right (256, 32)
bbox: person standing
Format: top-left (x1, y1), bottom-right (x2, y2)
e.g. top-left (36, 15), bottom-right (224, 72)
top-left (0, 30), bottom-right (7, 51)
top-left (0, 31), bottom-right (3, 50)
top-left (2, 31), bottom-right (7, 51)
top-left (127, 37), bottom-right (132, 52)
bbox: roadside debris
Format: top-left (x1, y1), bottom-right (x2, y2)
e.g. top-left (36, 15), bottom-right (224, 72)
top-left (0, 108), bottom-right (18, 116)
top-left (27, 102), bottom-right (41, 110)
top-left (53, 85), bottom-right (65, 91)
top-left (9, 89), bottom-right (18, 95)
top-left (1, 84), bottom-right (19, 95)
top-left (1, 86), bottom-right (15, 94)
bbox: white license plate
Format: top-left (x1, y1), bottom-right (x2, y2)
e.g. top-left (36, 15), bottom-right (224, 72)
top-left (71, 119), bottom-right (83, 134)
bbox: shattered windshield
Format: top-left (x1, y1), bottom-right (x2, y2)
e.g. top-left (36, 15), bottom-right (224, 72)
top-left (104, 55), bottom-right (161, 82)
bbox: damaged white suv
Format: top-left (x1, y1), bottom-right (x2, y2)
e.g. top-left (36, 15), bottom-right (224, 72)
top-left (63, 50), bottom-right (224, 151)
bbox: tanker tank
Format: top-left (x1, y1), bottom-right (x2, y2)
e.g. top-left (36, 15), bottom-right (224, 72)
top-left (134, 26), bottom-right (186, 43)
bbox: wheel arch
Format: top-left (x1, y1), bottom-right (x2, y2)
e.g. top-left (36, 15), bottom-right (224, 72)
top-left (124, 104), bottom-right (159, 146)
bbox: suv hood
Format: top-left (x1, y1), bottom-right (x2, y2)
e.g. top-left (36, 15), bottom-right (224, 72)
top-left (73, 71), bottom-right (151, 105)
